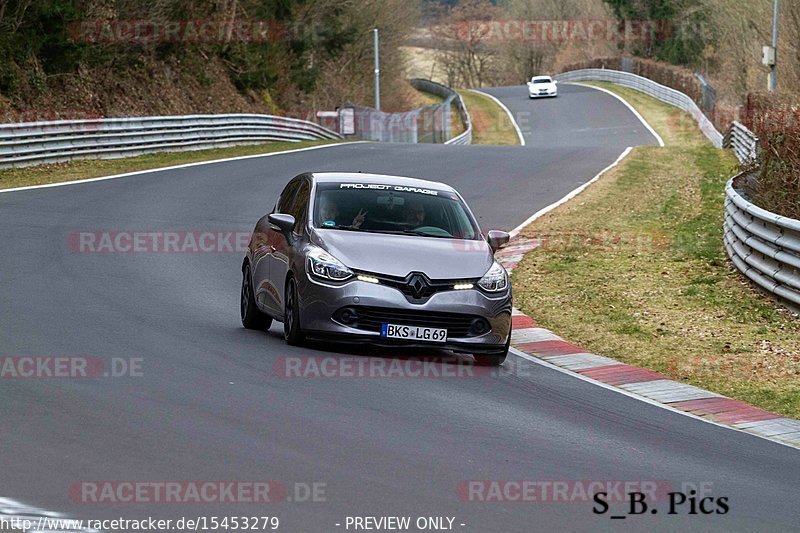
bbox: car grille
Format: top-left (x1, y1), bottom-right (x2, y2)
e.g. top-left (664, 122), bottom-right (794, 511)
top-left (360, 271), bottom-right (478, 304)
top-left (333, 306), bottom-right (490, 338)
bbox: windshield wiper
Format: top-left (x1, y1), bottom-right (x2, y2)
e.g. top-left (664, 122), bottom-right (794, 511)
top-left (323, 225), bottom-right (390, 234)
top-left (401, 229), bottom-right (452, 238)
top-left (322, 225), bottom-right (452, 238)
top-left (324, 224), bottom-right (361, 231)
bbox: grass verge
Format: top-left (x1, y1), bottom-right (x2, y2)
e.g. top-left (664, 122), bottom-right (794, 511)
top-left (0, 139), bottom-right (342, 191)
top-left (458, 90), bottom-right (520, 145)
top-left (415, 90), bottom-right (445, 106)
top-left (512, 81), bottom-right (800, 418)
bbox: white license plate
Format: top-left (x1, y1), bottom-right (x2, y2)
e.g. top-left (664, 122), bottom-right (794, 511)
top-left (381, 323), bottom-right (447, 343)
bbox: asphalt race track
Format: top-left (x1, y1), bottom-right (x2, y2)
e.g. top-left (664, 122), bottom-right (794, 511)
top-left (479, 83), bottom-right (658, 149)
top-left (1, 83), bottom-right (798, 532)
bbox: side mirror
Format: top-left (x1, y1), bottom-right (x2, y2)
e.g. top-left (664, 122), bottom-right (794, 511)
top-left (554, 80), bottom-right (558, 85)
top-left (487, 230), bottom-right (510, 252)
top-left (268, 213), bottom-right (296, 241)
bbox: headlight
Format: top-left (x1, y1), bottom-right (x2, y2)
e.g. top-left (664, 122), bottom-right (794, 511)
top-left (307, 246), bottom-right (353, 281)
top-left (477, 262), bottom-right (508, 292)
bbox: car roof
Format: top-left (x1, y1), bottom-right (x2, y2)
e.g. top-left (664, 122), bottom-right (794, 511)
top-left (531, 75), bottom-right (552, 80)
top-left (309, 172), bottom-right (457, 193)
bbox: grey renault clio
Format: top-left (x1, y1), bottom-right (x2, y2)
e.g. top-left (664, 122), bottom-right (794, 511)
top-left (241, 172), bottom-right (512, 366)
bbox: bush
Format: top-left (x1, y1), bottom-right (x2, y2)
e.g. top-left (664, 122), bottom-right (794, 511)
top-left (602, 0), bottom-right (714, 68)
top-left (745, 93), bottom-right (800, 220)
top-left (0, 1), bottom-right (88, 93)
top-left (0, 0), bottom-right (418, 115)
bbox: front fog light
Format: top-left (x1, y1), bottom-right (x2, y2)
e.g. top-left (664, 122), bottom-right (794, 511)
top-left (469, 318), bottom-right (490, 336)
top-left (477, 262), bottom-right (508, 292)
top-left (337, 307), bottom-right (360, 325)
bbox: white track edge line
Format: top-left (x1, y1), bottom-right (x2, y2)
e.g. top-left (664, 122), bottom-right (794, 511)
top-left (0, 141), bottom-right (367, 194)
top-left (509, 146), bottom-right (633, 238)
top-left (508, 347), bottom-right (799, 451)
top-left (568, 82), bottom-right (665, 147)
top-left (468, 89), bottom-right (526, 146)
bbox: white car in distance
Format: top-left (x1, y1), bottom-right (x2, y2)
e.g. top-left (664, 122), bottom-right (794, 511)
top-left (528, 76), bottom-right (558, 98)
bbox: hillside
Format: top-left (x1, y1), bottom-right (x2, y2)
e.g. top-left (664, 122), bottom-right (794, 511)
top-left (0, 0), bottom-right (419, 121)
top-left (602, 0), bottom-right (799, 104)
top-left (404, 0), bottom-right (799, 108)
top-left (705, 0), bottom-right (799, 102)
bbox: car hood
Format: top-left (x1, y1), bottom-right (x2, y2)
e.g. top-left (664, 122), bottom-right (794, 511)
top-left (530, 83), bottom-right (555, 90)
top-left (312, 230), bottom-right (494, 279)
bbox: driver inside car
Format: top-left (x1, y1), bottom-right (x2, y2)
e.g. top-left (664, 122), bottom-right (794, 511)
top-left (319, 197), bottom-right (367, 229)
top-left (320, 199), bottom-right (339, 224)
top-left (404, 200), bottom-right (426, 227)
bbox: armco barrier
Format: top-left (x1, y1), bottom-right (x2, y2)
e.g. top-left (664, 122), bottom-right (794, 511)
top-left (0, 114), bottom-right (342, 169)
top-left (723, 120), bottom-right (758, 165)
top-left (555, 68), bottom-right (723, 148)
top-left (724, 171), bottom-right (800, 312)
top-left (409, 79), bottom-right (472, 145)
top-left (343, 104), bottom-right (424, 143)
top-left (344, 80), bottom-right (471, 145)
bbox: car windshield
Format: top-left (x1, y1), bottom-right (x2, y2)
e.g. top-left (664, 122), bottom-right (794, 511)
top-left (532, 78), bottom-right (552, 84)
top-left (313, 182), bottom-right (480, 240)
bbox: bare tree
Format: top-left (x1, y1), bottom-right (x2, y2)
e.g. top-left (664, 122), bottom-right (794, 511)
top-left (432, 0), bottom-right (503, 88)
top-left (495, 0), bottom-right (616, 83)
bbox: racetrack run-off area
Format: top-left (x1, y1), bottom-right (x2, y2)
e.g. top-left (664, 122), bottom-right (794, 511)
top-left (1, 83), bottom-right (798, 531)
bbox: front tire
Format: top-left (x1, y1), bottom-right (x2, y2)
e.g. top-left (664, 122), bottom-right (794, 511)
top-left (241, 264), bottom-right (272, 330)
top-left (283, 277), bottom-right (305, 345)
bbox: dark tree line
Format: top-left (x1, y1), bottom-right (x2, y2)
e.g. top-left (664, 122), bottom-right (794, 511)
top-left (601, 0), bottom-right (714, 67)
top-left (0, 0), bottom-right (417, 112)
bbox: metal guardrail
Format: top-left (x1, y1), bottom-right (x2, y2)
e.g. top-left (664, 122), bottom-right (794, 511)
top-left (409, 79), bottom-right (472, 145)
top-left (343, 105), bottom-right (423, 143)
top-left (719, 119), bottom-right (798, 311)
top-left (343, 80), bottom-right (471, 145)
top-left (724, 171), bottom-right (800, 311)
top-left (0, 80), bottom-right (468, 170)
top-left (0, 114), bottom-right (342, 169)
top-left (555, 68), bottom-right (724, 148)
top-left (723, 121), bottom-right (759, 164)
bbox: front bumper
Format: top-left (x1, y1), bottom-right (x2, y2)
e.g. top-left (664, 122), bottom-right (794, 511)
top-left (529, 90), bottom-right (557, 98)
top-left (296, 274), bottom-right (512, 352)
